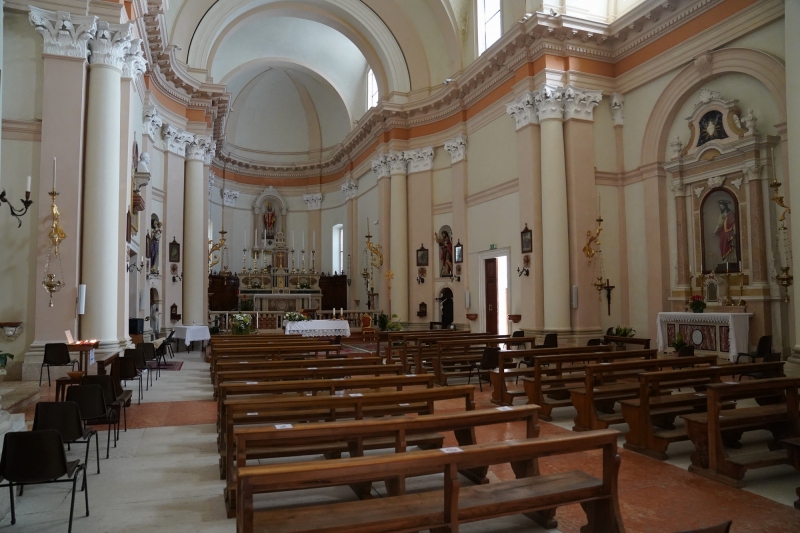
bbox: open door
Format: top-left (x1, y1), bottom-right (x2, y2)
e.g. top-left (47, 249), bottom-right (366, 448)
top-left (485, 258), bottom-right (498, 334)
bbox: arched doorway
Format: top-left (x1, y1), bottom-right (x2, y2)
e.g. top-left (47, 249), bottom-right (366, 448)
top-left (438, 288), bottom-right (453, 329)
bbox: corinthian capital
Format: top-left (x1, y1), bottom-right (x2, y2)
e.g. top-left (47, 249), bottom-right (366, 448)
top-left (341, 177), bottom-right (358, 201)
top-left (122, 38), bottom-right (147, 79)
top-left (505, 92), bottom-right (537, 131)
top-left (88, 21), bottom-right (134, 70)
top-left (444, 135), bottom-right (467, 164)
top-left (186, 136), bottom-right (212, 162)
top-left (371, 155), bottom-right (390, 178)
top-left (303, 193), bottom-right (323, 210)
top-left (563, 85), bottom-right (602, 121)
top-left (29, 7), bottom-right (97, 59)
top-left (163, 125), bottom-right (193, 157)
top-left (386, 150), bottom-right (407, 175)
top-left (403, 147), bottom-right (434, 173)
top-left (533, 85), bottom-right (565, 122)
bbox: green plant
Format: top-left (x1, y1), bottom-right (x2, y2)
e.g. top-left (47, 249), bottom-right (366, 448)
top-left (689, 295), bottom-right (706, 312)
top-left (231, 313), bottom-right (253, 335)
top-left (670, 333), bottom-right (687, 352)
top-left (612, 326), bottom-right (636, 338)
top-left (377, 313), bottom-right (390, 331)
top-left (284, 312), bottom-right (309, 322)
top-left (386, 314), bottom-right (403, 332)
top-left (0, 351), bottom-right (15, 375)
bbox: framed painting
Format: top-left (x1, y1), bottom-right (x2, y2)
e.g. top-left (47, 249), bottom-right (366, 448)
top-left (416, 245), bottom-right (429, 267)
top-left (454, 240), bottom-right (463, 264)
top-left (700, 189), bottom-right (740, 273)
top-left (521, 224), bottom-right (532, 254)
top-left (169, 238), bottom-right (181, 263)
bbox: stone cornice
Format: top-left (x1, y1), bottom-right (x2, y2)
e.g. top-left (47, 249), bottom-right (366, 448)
top-left (163, 124), bottom-right (193, 157)
top-left (506, 92), bottom-right (538, 131)
top-left (611, 93), bottom-right (625, 126)
top-left (465, 179), bottom-right (519, 207)
top-left (303, 193), bottom-right (323, 210)
top-left (534, 85), bottom-right (566, 122)
top-left (341, 177), bottom-right (358, 201)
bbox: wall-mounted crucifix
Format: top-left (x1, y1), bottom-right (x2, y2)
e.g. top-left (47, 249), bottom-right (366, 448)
top-left (603, 279), bottom-right (615, 316)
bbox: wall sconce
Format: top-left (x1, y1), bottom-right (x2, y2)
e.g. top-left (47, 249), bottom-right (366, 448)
top-left (0, 322), bottom-right (23, 342)
top-left (171, 264), bottom-right (182, 282)
top-left (127, 257), bottom-right (144, 273)
top-left (517, 254), bottom-right (531, 277)
top-left (0, 175), bottom-right (33, 227)
top-left (416, 267), bottom-right (426, 284)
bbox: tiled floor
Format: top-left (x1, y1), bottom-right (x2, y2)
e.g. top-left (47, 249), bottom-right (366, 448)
top-left (4, 346), bottom-right (800, 532)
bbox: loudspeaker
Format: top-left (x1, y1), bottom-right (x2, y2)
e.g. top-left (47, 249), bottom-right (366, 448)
top-left (77, 284), bottom-right (86, 315)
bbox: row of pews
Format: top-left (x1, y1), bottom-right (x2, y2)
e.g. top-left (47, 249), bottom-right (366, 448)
top-left (207, 332), bottom-right (627, 533)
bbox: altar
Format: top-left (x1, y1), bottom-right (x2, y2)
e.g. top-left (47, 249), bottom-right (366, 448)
top-left (656, 312), bottom-right (752, 361)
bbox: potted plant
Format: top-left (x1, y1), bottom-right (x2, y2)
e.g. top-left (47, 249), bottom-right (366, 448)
top-left (689, 295), bottom-right (706, 313)
top-left (231, 313), bottom-right (253, 335)
top-left (0, 351), bottom-right (14, 379)
top-left (670, 333), bottom-right (687, 353)
top-left (612, 326), bottom-right (636, 338)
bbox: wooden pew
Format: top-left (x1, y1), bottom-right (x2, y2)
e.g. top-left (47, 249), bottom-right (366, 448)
top-left (214, 363), bottom-right (404, 397)
top-left (571, 355), bottom-right (719, 431)
top-left (682, 376), bottom-right (800, 487)
top-left (236, 429), bottom-right (624, 533)
top-left (603, 335), bottom-right (651, 349)
top-left (380, 329), bottom-right (468, 365)
top-left (217, 373), bottom-right (435, 432)
top-left (410, 334), bottom-right (513, 377)
top-left (490, 345), bottom-right (615, 405)
top-left (432, 337), bottom-right (539, 385)
top-left (226, 404), bottom-right (539, 517)
top-left (521, 349), bottom-right (658, 420)
top-left (220, 385), bottom-right (477, 479)
top-left (620, 362), bottom-right (785, 460)
top-left (392, 332), bottom-right (495, 371)
top-left (211, 344), bottom-right (343, 378)
top-left (215, 355), bottom-right (380, 375)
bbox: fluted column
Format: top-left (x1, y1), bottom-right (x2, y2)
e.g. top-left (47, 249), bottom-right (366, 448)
top-left (387, 150), bottom-right (409, 321)
top-left (444, 136), bottom-right (470, 325)
top-left (404, 147), bottom-right (434, 324)
top-left (534, 86), bottom-right (571, 332)
top-left (80, 21), bottom-right (134, 353)
top-left (24, 9), bottom-right (96, 375)
top-left (183, 136), bottom-right (212, 325)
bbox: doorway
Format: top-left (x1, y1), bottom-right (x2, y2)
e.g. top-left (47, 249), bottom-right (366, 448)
top-left (439, 288), bottom-right (453, 329)
top-left (482, 252), bottom-right (509, 335)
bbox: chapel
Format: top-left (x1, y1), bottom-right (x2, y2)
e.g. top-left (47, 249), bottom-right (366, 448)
top-left (0, 0), bottom-right (799, 532)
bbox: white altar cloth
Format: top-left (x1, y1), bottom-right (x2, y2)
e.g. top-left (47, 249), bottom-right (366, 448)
top-left (285, 320), bottom-right (351, 338)
top-left (173, 325), bottom-right (211, 346)
top-left (656, 312), bottom-right (751, 361)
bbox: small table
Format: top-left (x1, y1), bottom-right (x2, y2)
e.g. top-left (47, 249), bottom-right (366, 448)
top-left (68, 341), bottom-right (99, 372)
top-left (173, 325), bottom-right (211, 351)
top-left (783, 437), bottom-right (800, 510)
top-left (285, 319), bottom-right (351, 344)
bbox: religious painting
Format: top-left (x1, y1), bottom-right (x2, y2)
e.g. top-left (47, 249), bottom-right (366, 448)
top-left (521, 224), bottom-right (532, 254)
top-left (701, 189), bottom-right (740, 273)
top-left (169, 238), bottom-right (180, 263)
top-left (697, 110), bottom-right (728, 147)
top-left (434, 226), bottom-right (453, 277)
top-left (416, 245), bottom-right (428, 267)
top-left (454, 240), bottom-right (463, 264)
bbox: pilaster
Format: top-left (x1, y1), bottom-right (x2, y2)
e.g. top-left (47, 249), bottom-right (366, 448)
top-left (387, 150), bottom-right (409, 320)
top-left (445, 135), bottom-right (469, 325)
top-left (404, 147), bottom-right (434, 324)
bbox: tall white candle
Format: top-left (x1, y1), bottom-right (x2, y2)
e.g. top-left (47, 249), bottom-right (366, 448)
top-left (254, 228), bottom-right (258, 247)
top-left (244, 227), bottom-right (246, 246)
top-left (292, 231), bottom-right (295, 249)
top-left (53, 157), bottom-right (57, 190)
top-left (302, 232), bottom-right (305, 250)
top-left (26, 176), bottom-right (31, 193)
top-left (313, 231), bottom-right (316, 251)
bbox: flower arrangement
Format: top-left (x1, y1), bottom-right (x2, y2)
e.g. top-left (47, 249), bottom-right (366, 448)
top-left (0, 351), bottom-right (14, 376)
top-left (689, 295), bottom-right (706, 313)
top-left (231, 313), bottom-right (253, 335)
top-left (377, 313), bottom-right (403, 332)
top-left (284, 312), bottom-right (309, 322)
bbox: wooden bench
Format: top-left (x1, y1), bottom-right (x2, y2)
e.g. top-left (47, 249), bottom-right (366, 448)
top-left (236, 429), bottom-right (624, 533)
top-left (381, 330), bottom-right (468, 365)
top-left (220, 385), bottom-right (477, 479)
top-left (409, 334), bottom-right (513, 377)
top-left (682, 376), bottom-right (800, 487)
top-left (226, 404), bottom-right (539, 517)
top-left (214, 363), bottom-right (404, 397)
top-left (215, 355), bottom-right (380, 375)
top-left (489, 345), bottom-right (615, 405)
top-left (431, 337), bottom-right (539, 386)
top-left (620, 362), bottom-right (785, 460)
top-left (521, 349), bottom-right (658, 420)
top-left (211, 344), bottom-right (343, 378)
top-left (217, 373), bottom-right (435, 430)
top-left (571, 355), bottom-right (719, 431)
top-left (603, 335), bottom-right (651, 349)
top-left (784, 437), bottom-right (800, 509)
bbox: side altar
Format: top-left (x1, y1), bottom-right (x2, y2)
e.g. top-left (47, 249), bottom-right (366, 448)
top-left (657, 311), bottom-right (751, 361)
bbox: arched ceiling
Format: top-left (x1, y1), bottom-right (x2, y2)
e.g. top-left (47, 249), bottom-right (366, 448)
top-left (164, 0), bottom-right (463, 167)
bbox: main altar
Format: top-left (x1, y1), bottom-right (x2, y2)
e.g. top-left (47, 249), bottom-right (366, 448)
top-left (657, 311), bottom-right (752, 361)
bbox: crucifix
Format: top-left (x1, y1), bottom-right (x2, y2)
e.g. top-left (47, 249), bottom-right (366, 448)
top-left (384, 270), bottom-right (394, 302)
top-left (603, 279), bottom-right (615, 316)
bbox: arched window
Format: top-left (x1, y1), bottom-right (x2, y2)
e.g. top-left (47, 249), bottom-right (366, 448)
top-left (332, 224), bottom-right (344, 273)
top-left (477, 0), bottom-right (502, 55)
top-left (367, 69), bottom-right (379, 109)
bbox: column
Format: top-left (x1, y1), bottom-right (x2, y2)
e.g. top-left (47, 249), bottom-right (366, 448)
top-left (182, 136), bottom-right (212, 325)
top-left (444, 136), bottom-right (470, 325)
top-left (80, 21), bottom-right (134, 354)
top-left (506, 94), bottom-right (543, 334)
top-left (387, 150), bottom-right (409, 321)
top-left (372, 156), bottom-right (391, 312)
top-left (24, 9), bottom-right (96, 377)
top-left (341, 176), bottom-right (359, 308)
top-left (303, 192), bottom-right (323, 274)
top-left (203, 149), bottom-right (213, 322)
top-left (612, 94), bottom-right (631, 325)
top-left (404, 147), bottom-right (434, 324)
top-left (534, 86), bottom-right (571, 332)
top-left (673, 185), bottom-right (691, 289)
top-left (788, 0), bottom-right (800, 361)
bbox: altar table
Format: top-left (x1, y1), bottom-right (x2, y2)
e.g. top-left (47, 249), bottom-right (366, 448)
top-left (173, 325), bottom-right (211, 349)
top-left (285, 320), bottom-right (351, 338)
top-left (656, 312), bottom-right (751, 361)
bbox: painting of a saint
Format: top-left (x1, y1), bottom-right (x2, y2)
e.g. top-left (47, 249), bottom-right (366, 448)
top-left (434, 228), bottom-right (453, 278)
top-left (702, 189), bottom-right (739, 272)
top-left (264, 202), bottom-right (277, 239)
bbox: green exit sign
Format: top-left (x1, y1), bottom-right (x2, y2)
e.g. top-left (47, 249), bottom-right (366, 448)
top-left (489, 244), bottom-right (496, 250)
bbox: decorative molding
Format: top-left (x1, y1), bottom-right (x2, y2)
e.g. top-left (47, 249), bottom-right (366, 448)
top-left (707, 175), bottom-right (725, 188)
top-left (433, 202), bottom-right (453, 215)
top-left (742, 164), bottom-right (761, 183)
top-left (694, 186), bottom-right (704, 198)
top-left (221, 189), bottom-right (239, 207)
top-left (88, 21), bottom-right (134, 70)
top-left (563, 85), bottom-right (603, 121)
top-left (443, 134), bottom-right (467, 164)
top-left (371, 155), bottom-right (390, 179)
top-left (505, 92), bottom-right (537, 131)
top-left (693, 50), bottom-right (714, 79)
top-left (386, 150), bottom-right (407, 175)
top-left (186, 136), bottom-right (213, 162)
top-left (163, 125), bottom-right (193, 157)
top-left (611, 93), bottom-right (625, 126)
top-left (668, 179), bottom-right (684, 194)
top-left (741, 109), bottom-right (758, 135)
top-left (142, 106), bottom-right (163, 142)
top-left (533, 85), bottom-right (565, 122)
top-left (303, 193), bottom-right (323, 210)
top-left (208, 172), bottom-right (215, 196)
top-left (669, 136), bottom-right (683, 159)
top-left (403, 147), bottom-right (434, 173)
top-left (341, 177), bottom-right (358, 201)
top-left (465, 178), bottom-right (519, 207)
top-left (697, 88), bottom-right (720, 104)
top-left (731, 177), bottom-right (743, 190)
top-left (121, 38), bottom-right (147, 79)
top-left (28, 7), bottom-right (97, 59)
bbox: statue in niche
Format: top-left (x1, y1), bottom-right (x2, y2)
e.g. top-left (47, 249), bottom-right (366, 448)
top-left (434, 229), bottom-right (453, 278)
top-left (702, 189), bottom-right (739, 272)
top-left (713, 199), bottom-right (737, 265)
top-left (263, 202), bottom-right (277, 239)
top-left (137, 152), bottom-right (151, 173)
top-left (150, 302), bottom-right (160, 336)
top-left (149, 220), bottom-right (162, 273)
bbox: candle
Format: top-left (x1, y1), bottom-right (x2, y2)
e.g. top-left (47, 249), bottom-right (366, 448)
top-left (53, 157), bottom-right (57, 190)
top-left (26, 176), bottom-right (31, 193)
top-left (244, 227), bottom-right (246, 245)
top-left (302, 232), bottom-right (305, 250)
top-left (598, 193), bottom-right (601, 216)
top-left (366, 217), bottom-right (369, 228)
top-left (313, 231), bottom-right (316, 251)
top-left (292, 231), bottom-right (295, 249)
